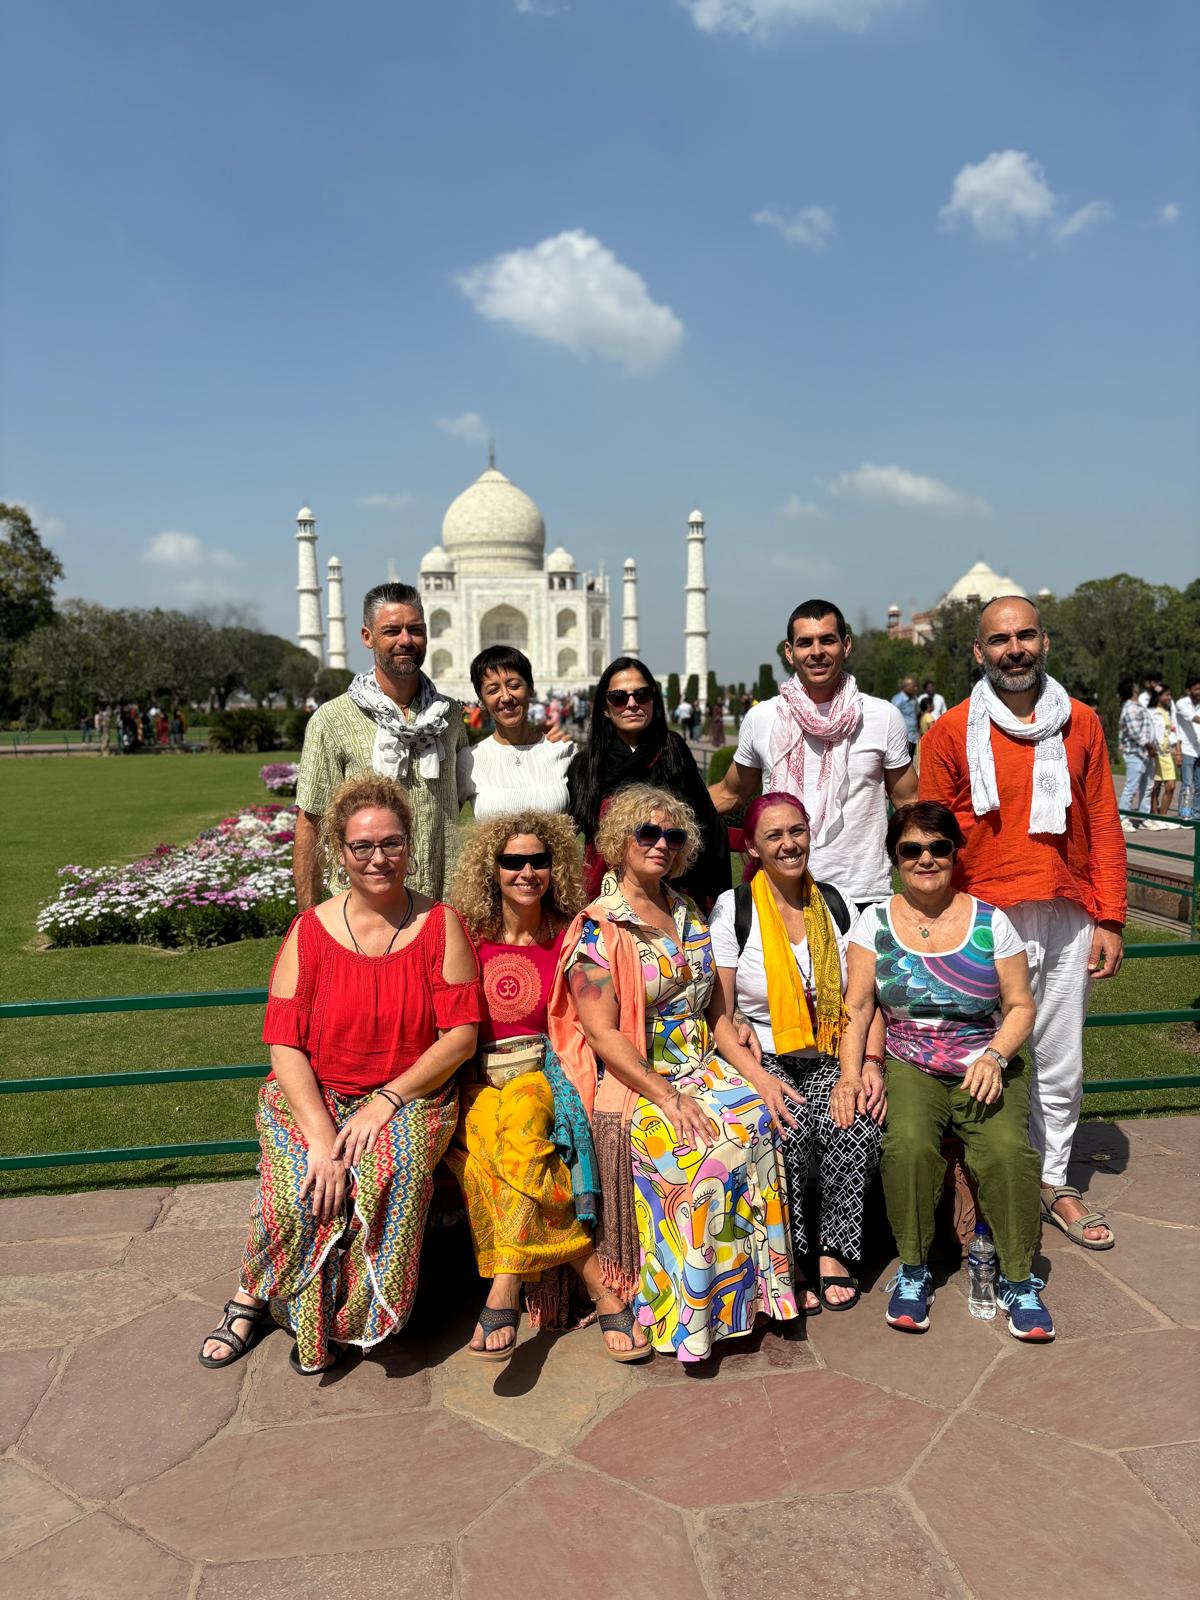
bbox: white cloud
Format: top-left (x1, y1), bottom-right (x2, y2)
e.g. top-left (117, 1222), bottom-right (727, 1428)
top-left (514, 0), bottom-right (557, 12)
top-left (454, 229), bottom-right (684, 373)
top-left (768, 551), bottom-right (836, 579)
top-left (681, 0), bottom-right (907, 37)
top-left (1053, 199), bottom-right (1115, 241)
top-left (12, 502), bottom-right (65, 541)
top-left (940, 150), bottom-right (1057, 240)
top-left (143, 530), bottom-right (240, 569)
top-left (435, 411), bottom-right (490, 444)
top-left (754, 205), bottom-right (837, 251)
top-left (780, 495), bottom-right (823, 519)
top-left (354, 491), bottom-right (416, 511)
top-left (829, 462), bottom-right (988, 514)
top-left (1157, 202), bottom-right (1181, 224)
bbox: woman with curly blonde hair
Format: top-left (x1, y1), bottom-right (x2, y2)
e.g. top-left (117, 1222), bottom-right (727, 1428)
top-left (549, 782), bottom-right (798, 1364)
top-left (448, 811), bottom-right (650, 1362)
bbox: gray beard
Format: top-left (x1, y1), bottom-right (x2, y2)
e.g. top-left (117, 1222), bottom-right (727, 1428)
top-left (985, 659), bottom-right (1045, 695)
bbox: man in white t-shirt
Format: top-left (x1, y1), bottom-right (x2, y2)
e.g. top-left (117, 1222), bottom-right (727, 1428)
top-left (922, 679), bottom-right (948, 721)
top-left (1175, 676), bottom-right (1200, 821)
top-left (709, 599), bottom-right (917, 906)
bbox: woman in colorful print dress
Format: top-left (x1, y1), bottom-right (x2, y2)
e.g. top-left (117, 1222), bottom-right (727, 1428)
top-left (449, 809), bottom-right (649, 1362)
top-left (550, 783), bottom-right (797, 1365)
top-left (840, 801), bottom-right (1054, 1343)
top-left (198, 776), bottom-right (484, 1375)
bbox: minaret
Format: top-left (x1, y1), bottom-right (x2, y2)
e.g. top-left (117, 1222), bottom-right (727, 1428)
top-left (622, 557), bottom-right (640, 656)
top-left (684, 507), bottom-right (709, 706)
top-left (326, 556), bottom-right (347, 669)
top-left (296, 507), bottom-right (324, 663)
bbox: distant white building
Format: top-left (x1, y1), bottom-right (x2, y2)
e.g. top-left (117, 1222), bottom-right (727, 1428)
top-left (415, 459), bottom-right (610, 702)
top-left (888, 559), bottom-right (1031, 644)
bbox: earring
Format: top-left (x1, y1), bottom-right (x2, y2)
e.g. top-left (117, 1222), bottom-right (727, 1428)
top-left (405, 855), bottom-right (420, 880)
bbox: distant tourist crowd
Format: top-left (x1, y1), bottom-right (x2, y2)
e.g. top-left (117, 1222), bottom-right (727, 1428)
top-left (197, 579), bottom-right (1197, 1376)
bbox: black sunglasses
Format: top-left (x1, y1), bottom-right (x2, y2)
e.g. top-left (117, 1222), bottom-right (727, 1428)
top-left (606, 687), bottom-right (654, 707)
top-left (634, 823), bottom-right (688, 851)
top-left (897, 838), bottom-right (955, 862)
top-left (497, 851), bottom-right (552, 871)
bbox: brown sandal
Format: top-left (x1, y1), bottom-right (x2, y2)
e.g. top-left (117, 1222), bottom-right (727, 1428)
top-left (1041, 1184), bottom-right (1115, 1250)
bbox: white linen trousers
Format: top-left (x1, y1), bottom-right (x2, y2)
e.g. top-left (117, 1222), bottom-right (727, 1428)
top-left (1005, 898), bottom-right (1096, 1186)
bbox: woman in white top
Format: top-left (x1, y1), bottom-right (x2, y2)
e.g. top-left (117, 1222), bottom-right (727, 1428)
top-left (711, 792), bottom-right (884, 1314)
top-left (457, 647), bottom-right (574, 823)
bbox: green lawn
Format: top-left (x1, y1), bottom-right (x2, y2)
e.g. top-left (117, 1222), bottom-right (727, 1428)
top-left (0, 753), bottom-right (1196, 1197)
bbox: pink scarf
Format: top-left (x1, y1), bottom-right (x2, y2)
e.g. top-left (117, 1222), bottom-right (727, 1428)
top-left (768, 672), bottom-right (863, 846)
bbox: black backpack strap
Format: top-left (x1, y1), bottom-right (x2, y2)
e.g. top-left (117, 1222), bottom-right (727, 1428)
top-left (733, 881), bottom-right (753, 955)
top-left (815, 880), bottom-right (851, 936)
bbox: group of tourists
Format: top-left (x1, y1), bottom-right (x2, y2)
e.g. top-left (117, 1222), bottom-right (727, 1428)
top-left (1119, 674), bottom-right (1200, 825)
top-left (198, 581), bottom-right (1129, 1375)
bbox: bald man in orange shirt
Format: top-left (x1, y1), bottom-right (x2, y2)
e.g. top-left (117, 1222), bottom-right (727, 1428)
top-left (920, 597), bottom-right (1125, 1251)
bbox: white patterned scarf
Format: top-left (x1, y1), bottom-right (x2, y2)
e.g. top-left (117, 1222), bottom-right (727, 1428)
top-left (767, 672), bottom-right (863, 846)
top-left (347, 671), bottom-right (452, 782)
top-left (967, 674), bottom-right (1072, 835)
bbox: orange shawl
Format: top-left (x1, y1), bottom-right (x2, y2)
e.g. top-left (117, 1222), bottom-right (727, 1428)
top-left (546, 901), bottom-right (649, 1297)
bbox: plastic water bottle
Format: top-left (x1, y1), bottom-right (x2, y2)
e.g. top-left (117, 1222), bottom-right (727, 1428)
top-left (966, 1224), bottom-right (997, 1320)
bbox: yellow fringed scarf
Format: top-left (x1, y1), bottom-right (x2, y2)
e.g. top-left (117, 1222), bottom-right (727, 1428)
top-left (750, 869), bottom-right (845, 1057)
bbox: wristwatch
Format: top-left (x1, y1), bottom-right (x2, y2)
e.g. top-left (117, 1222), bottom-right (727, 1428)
top-left (982, 1047), bottom-right (1008, 1069)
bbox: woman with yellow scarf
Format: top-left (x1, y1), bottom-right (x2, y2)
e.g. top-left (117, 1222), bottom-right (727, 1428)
top-left (711, 793), bottom-right (885, 1312)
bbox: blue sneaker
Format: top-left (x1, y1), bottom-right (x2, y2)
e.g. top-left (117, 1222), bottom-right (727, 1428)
top-left (884, 1264), bottom-right (933, 1332)
top-left (997, 1275), bottom-right (1055, 1342)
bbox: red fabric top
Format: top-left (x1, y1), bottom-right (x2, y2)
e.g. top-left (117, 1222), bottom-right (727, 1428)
top-left (262, 902), bottom-right (485, 1096)
top-left (918, 698), bottom-right (1127, 925)
top-left (475, 929), bottom-right (567, 1046)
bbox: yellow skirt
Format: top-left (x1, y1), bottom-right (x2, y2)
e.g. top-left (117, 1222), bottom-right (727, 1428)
top-left (444, 1073), bottom-right (593, 1280)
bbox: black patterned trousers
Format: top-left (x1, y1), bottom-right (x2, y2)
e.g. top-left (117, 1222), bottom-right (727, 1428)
top-left (759, 1051), bottom-right (882, 1266)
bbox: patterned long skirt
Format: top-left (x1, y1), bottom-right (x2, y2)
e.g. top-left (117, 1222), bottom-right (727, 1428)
top-left (239, 1078), bottom-right (458, 1372)
top-left (759, 1051), bottom-right (882, 1266)
top-left (443, 1074), bottom-right (593, 1281)
top-left (630, 1059), bottom-right (798, 1364)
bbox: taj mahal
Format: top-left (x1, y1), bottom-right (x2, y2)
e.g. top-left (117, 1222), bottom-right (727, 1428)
top-left (292, 456), bottom-right (712, 705)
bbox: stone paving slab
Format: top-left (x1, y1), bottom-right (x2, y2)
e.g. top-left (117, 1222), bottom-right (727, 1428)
top-left (1, 1118), bottom-right (1197, 1598)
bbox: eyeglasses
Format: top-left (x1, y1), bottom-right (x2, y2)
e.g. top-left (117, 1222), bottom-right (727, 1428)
top-left (634, 823), bottom-right (688, 851)
top-left (606, 687), bottom-right (654, 707)
top-left (344, 836), bottom-right (408, 861)
top-left (497, 851), bottom-right (552, 871)
top-left (896, 838), bottom-right (955, 862)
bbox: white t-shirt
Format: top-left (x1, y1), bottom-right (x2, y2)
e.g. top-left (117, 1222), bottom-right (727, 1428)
top-left (1173, 696), bottom-right (1200, 759)
top-left (929, 693), bottom-right (948, 720)
top-left (456, 736), bottom-right (574, 822)
top-left (709, 886), bottom-right (849, 1055)
top-left (734, 685), bottom-right (911, 901)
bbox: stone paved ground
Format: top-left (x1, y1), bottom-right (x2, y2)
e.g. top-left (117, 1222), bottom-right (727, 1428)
top-left (2, 1117), bottom-right (1197, 1600)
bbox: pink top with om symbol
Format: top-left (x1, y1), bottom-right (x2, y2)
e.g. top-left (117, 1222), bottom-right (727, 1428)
top-left (475, 929), bottom-right (567, 1045)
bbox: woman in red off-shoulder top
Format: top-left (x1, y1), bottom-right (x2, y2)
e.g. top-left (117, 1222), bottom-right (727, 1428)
top-left (198, 776), bottom-right (483, 1376)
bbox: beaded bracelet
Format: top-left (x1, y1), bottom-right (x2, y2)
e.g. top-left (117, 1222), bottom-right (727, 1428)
top-left (863, 1054), bottom-right (885, 1069)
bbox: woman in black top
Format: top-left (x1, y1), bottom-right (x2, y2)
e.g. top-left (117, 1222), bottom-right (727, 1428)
top-left (567, 657), bottom-right (730, 913)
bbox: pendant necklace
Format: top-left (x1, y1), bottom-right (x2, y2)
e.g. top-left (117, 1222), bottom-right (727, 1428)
top-left (343, 889), bottom-right (413, 955)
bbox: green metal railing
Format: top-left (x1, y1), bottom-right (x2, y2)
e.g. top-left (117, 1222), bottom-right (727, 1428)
top-left (1120, 808), bottom-right (1200, 929)
top-left (3, 932), bottom-right (1199, 1168)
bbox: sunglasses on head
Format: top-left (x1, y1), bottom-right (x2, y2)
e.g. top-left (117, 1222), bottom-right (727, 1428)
top-left (897, 838), bottom-right (955, 862)
top-left (497, 851), bottom-right (552, 872)
top-left (634, 823), bottom-right (688, 851)
top-left (606, 687), bottom-right (654, 707)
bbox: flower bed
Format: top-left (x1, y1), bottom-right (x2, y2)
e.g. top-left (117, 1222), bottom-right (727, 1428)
top-left (37, 804), bottom-right (298, 949)
top-left (260, 762), bottom-right (299, 795)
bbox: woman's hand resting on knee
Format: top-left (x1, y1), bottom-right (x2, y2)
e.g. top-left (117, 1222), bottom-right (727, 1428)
top-left (299, 1144), bottom-right (350, 1222)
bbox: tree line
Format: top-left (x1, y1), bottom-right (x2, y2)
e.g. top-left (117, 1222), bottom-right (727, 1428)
top-left (0, 504), bottom-right (351, 725)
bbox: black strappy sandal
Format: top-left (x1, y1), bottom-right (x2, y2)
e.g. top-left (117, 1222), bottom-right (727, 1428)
top-left (289, 1343), bottom-right (340, 1376)
top-left (197, 1298), bottom-right (271, 1369)
top-left (469, 1306), bottom-right (520, 1363)
top-left (818, 1272), bottom-right (861, 1312)
top-left (598, 1306), bottom-right (652, 1364)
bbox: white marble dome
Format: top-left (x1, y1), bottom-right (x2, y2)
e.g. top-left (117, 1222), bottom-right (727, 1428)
top-left (940, 560), bottom-right (1027, 607)
top-left (442, 466), bottom-right (545, 575)
top-left (419, 543), bottom-right (455, 572)
top-left (546, 545), bottom-right (576, 573)
top-left (297, 506), bottom-right (315, 522)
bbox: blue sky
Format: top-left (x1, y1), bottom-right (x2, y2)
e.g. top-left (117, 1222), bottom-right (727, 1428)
top-left (4, 0), bottom-right (1197, 681)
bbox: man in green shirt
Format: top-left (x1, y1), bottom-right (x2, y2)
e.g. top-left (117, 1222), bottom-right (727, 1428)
top-left (293, 582), bottom-right (466, 909)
